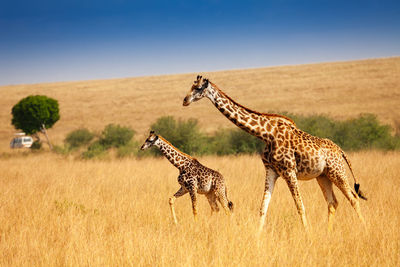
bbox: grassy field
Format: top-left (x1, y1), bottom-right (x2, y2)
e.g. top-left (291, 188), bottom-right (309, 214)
top-left (0, 57), bottom-right (399, 151)
top-left (0, 151), bottom-right (399, 266)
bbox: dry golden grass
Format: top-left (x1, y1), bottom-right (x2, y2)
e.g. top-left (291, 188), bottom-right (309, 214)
top-left (0, 57), bottom-right (399, 151)
top-left (0, 151), bottom-right (399, 266)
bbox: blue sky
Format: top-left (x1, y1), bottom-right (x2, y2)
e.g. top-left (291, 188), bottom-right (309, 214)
top-left (1, 0), bottom-right (399, 85)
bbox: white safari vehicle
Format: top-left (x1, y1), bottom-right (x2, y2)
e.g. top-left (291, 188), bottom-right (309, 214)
top-left (10, 133), bottom-right (33, 148)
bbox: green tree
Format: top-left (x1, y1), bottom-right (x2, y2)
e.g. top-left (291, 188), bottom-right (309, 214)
top-left (11, 95), bottom-right (60, 149)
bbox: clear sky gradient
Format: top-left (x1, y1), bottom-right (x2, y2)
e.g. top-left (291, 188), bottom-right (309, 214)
top-left (1, 0), bottom-right (399, 85)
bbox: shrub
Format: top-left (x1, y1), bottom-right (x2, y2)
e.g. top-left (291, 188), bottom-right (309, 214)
top-left (64, 128), bottom-right (94, 148)
top-left (333, 114), bottom-right (397, 150)
top-left (286, 112), bottom-right (399, 151)
top-left (117, 141), bottom-right (139, 158)
top-left (208, 130), bottom-right (235, 155)
top-left (81, 141), bottom-right (107, 159)
top-left (209, 128), bottom-right (264, 155)
top-left (289, 113), bottom-right (337, 140)
top-left (150, 116), bottom-right (208, 155)
top-left (99, 124), bottom-right (135, 149)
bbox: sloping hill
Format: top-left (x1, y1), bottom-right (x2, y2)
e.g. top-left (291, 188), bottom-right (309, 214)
top-left (0, 57), bottom-right (399, 150)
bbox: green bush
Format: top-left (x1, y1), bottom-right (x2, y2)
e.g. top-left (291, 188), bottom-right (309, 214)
top-left (333, 114), bottom-right (398, 150)
top-left (99, 124), bottom-right (135, 149)
top-left (150, 116), bottom-right (208, 155)
top-left (209, 129), bottom-right (264, 155)
top-left (285, 112), bottom-right (399, 151)
top-left (64, 128), bottom-right (94, 148)
top-left (117, 141), bottom-right (139, 158)
top-left (66, 113), bottom-right (400, 160)
top-left (208, 130), bottom-right (235, 155)
top-left (289, 113), bottom-right (337, 140)
top-left (76, 124), bottom-right (136, 159)
top-left (81, 141), bottom-right (107, 159)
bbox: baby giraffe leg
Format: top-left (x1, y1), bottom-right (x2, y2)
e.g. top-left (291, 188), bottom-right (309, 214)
top-left (169, 187), bottom-right (187, 224)
top-left (189, 189), bottom-right (198, 221)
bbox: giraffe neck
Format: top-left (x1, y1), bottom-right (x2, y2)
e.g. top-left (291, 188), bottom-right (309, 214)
top-left (155, 136), bottom-right (193, 170)
top-left (206, 82), bottom-right (296, 140)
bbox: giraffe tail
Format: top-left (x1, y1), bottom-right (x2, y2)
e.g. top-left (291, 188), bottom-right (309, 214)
top-left (225, 187), bottom-right (234, 212)
top-left (354, 183), bottom-right (368, 200)
top-left (228, 201), bottom-right (234, 212)
top-left (342, 151), bottom-right (368, 201)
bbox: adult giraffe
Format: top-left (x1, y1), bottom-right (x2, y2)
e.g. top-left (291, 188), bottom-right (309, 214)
top-left (183, 75), bottom-right (367, 232)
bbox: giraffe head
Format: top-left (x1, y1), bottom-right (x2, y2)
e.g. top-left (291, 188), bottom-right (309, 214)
top-left (183, 75), bottom-right (210, 106)
top-left (140, 131), bottom-right (159, 150)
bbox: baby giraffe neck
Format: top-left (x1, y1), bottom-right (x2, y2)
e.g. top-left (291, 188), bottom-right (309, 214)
top-left (156, 137), bottom-right (192, 170)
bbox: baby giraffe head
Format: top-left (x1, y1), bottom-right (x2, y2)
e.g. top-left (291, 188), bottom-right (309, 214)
top-left (141, 131), bottom-right (159, 150)
top-left (183, 75), bottom-right (210, 106)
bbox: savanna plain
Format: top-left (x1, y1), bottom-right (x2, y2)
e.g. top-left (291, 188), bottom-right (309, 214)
top-left (0, 57), bottom-right (400, 266)
top-left (0, 152), bottom-right (399, 266)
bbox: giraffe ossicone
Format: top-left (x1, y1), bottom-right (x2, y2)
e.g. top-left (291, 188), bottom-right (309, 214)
top-left (141, 131), bottom-right (234, 224)
top-left (183, 75), bottom-right (367, 232)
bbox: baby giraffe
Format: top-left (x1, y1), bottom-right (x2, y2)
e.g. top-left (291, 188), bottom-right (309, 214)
top-left (141, 131), bottom-right (233, 224)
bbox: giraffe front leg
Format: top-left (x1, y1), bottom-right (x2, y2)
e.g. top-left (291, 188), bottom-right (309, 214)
top-left (258, 167), bottom-right (278, 234)
top-left (169, 187), bottom-right (187, 224)
top-left (283, 169), bottom-right (308, 231)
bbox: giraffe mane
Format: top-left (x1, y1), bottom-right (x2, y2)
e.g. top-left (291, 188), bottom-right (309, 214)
top-left (158, 135), bottom-right (197, 161)
top-left (209, 81), bottom-right (296, 126)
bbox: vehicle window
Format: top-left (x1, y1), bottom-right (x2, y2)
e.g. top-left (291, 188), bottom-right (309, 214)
top-left (23, 138), bottom-right (31, 142)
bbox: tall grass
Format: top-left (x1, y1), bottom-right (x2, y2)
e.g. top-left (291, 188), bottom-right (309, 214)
top-left (0, 152), bottom-right (399, 266)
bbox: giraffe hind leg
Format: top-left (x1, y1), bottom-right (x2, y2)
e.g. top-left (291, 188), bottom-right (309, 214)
top-left (215, 189), bottom-right (231, 215)
top-left (206, 193), bottom-right (220, 215)
top-left (327, 170), bottom-right (366, 226)
top-left (317, 175), bottom-right (338, 231)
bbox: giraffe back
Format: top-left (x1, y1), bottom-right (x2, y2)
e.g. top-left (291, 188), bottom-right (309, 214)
top-left (179, 159), bottom-right (226, 194)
